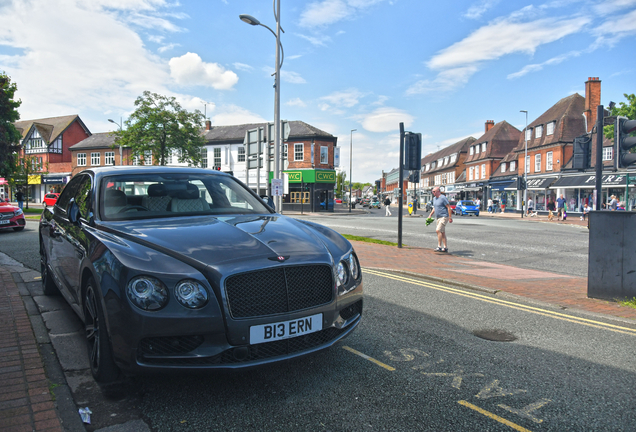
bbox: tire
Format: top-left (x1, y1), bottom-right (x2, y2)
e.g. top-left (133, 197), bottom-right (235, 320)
top-left (40, 242), bottom-right (58, 295)
top-left (84, 279), bottom-right (120, 383)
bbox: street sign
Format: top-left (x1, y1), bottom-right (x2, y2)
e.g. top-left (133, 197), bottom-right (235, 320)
top-left (244, 127), bottom-right (264, 157)
top-left (272, 178), bottom-right (283, 196)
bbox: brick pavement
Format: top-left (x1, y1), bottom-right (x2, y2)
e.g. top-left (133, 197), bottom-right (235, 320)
top-left (0, 266), bottom-right (63, 432)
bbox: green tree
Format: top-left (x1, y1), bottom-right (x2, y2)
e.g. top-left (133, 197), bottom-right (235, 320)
top-left (0, 72), bottom-right (22, 178)
top-left (604, 93), bottom-right (636, 140)
top-left (336, 171), bottom-right (346, 198)
top-left (115, 91), bottom-right (205, 166)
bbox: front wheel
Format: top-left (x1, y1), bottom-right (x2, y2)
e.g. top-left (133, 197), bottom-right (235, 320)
top-left (84, 279), bottom-right (120, 383)
top-left (40, 241), bottom-right (58, 295)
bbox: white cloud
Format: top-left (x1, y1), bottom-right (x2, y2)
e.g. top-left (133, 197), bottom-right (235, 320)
top-left (593, 8), bottom-right (636, 46)
top-left (297, 33), bottom-right (332, 46)
top-left (286, 98), bottom-right (307, 107)
top-left (210, 105), bottom-right (267, 126)
top-left (593, 0), bottom-right (636, 15)
top-left (233, 62), bottom-right (253, 72)
top-left (507, 50), bottom-right (581, 79)
top-left (169, 52), bottom-right (239, 89)
top-left (463, 0), bottom-right (501, 20)
top-left (360, 107), bottom-right (414, 133)
top-left (158, 43), bottom-right (179, 53)
top-left (406, 66), bottom-right (478, 95)
top-left (298, 0), bottom-right (385, 28)
top-left (281, 70), bottom-right (307, 84)
top-left (320, 89), bottom-right (364, 108)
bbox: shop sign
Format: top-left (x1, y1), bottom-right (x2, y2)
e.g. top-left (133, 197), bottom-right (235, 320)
top-left (316, 171), bottom-right (335, 183)
top-left (28, 175), bottom-right (41, 185)
top-left (583, 174), bottom-right (627, 186)
top-left (42, 174), bottom-right (70, 184)
top-left (287, 172), bottom-right (302, 182)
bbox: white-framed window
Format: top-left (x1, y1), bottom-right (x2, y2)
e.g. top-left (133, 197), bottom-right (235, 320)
top-left (237, 147), bottom-right (245, 162)
top-left (213, 147), bottom-right (221, 168)
top-left (525, 129), bottom-right (532, 141)
top-left (546, 151), bottom-right (553, 171)
top-left (510, 161), bottom-right (516, 171)
top-left (105, 151), bottom-right (115, 166)
top-left (91, 152), bottom-right (100, 166)
top-left (546, 121), bottom-right (555, 136)
top-left (525, 156), bottom-right (530, 173)
top-left (501, 162), bottom-right (506, 173)
top-left (294, 143), bottom-right (304, 161)
top-left (434, 174), bottom-right (441, 185)
top-left (469, 166), bottom-right (474, 180)
top-left (534, 154), bottom-right (541, 172)
top-left (603, 147), bottom-right (613, 161)
top-left (320, 146), bottom-right (328, 164)
top-left (481, 143), bottom-right (486, 153)
top-left (444, 156), bottom-right (449, 166)
top-left (450, 154), bottom-right (457, 164)
top-left (426, 163), bottom-right (430, 171)
top-left (441, 173), bottom-right (447, 184)
top-left (77, 153), bottom-right (86, 166)
top-left (144, 151), bottom-right (152, 165)
top-left (423, 178), bottom-right (429, 187)
top-left (481, 164), bottom-right (486, 178)
top-left (475, 145), bottom-right (480, 154)
top-left (201, 148), bottom-right (208, 168)
top-left (470, 146), bottom-right (474, 155)
top-left (31, 157), bottom-right (43, 171)
top-left (448, 171), bottom-right (455, 183)
top-left (437, 158), bottom-right (443, 167)
top-left (535, 125), bottom-right (543, 138)
top-left (284, 144), bottom-right (288, 160)
top-left (50, 136), bottom-right (62, 154)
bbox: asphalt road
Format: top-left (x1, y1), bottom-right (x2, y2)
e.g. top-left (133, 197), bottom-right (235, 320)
top-left (293, 207), bottom-right (589, 277)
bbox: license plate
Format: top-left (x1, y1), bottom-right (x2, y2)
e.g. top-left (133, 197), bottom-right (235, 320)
top-left (0, 220), bottom-right (9, 224)
top-left (250, 313), bottom-right (322, 344)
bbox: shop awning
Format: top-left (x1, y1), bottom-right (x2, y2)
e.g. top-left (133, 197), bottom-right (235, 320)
top-left (550, 173), bottom-right (632, 189)
top-left (527, 176), bottom-right (557, 190)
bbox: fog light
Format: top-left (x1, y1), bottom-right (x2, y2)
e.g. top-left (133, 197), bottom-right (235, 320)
top-left (174, 280), bottom-right (208, 309)
top-left (127, 276), bottom-right (168, 311)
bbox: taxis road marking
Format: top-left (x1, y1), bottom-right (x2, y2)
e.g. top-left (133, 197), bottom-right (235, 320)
top-left (363, 268), bottom-right (636, 336)
top-left (342, 346), bottom-right (395, 371)
top-left (458, 400), bottom-right (532, 432)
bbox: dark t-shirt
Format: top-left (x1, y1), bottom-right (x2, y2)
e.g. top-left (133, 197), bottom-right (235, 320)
top-left (15, 192), bottom-right (24, 201)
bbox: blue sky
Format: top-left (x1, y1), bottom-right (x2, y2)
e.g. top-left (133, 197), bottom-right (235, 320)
top-left (1, 0), bottom-right (635, 183)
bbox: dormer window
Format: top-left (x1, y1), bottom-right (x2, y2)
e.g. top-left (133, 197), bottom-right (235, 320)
top-left (536, 125), bottom-right (543, 138)
top-left (547, 121), bottom-right (555, 135)
top-left (444, 156), bottom-right (449, 165)
top-left (501, 162), bottom-right (506, 172)
top-left (450, 154), bottom-right (457, 164)
top-left (475, 145), bottom-right (480, 154)
top-left (470, 146), bottom-right (474, 155)
top-left (510, 161), bottom-right (516, 171)
top-left (481, 143), bottom-right (486, 153)
top-left (525, 129), bottom-right (532, 141)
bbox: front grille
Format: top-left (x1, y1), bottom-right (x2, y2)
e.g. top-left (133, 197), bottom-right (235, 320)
top-left (137, 325), bottom-right (353, 366)
top-left (225, 265), bottom-right (334, 318)
top-left (139, 335), bottom-right (204, 356)
top-left (0, 212), bottom-right (14, 220)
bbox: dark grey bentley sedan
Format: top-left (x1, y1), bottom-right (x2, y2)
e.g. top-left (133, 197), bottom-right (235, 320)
top-left (39, 166), bottom-right (362, 383)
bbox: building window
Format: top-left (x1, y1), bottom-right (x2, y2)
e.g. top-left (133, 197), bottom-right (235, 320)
top-left (444, 156), bottom-right (449, 166)
top-left (213, 148), bottom-right (221, 168)
top-left (501, 162), bottom-right (506, 173)
top-left (534, 154), bottom-right (541, 172)
top-left (105, 151), bottom-right (115, 165)
top-left (475, 145), bottom-right (480, 154)
top-left (535, 125), bottom-right (543, 138)
top-left (50, 136), bottom-right (62, 154)
top-left (426, 163), bottom-right (430, 171)
top-left (201, 148), bottom-right (208, 168)
top-left (481, 164), bottom-right (486, 178)
top-left (546, 152), bottom-right (553, 171)
top-left (133, 155), bottom-right (140, 166)
top-left (481, 143), bottom-right (486, 153)
top-left (470, 146), bottom-right (474, 155)
top-left (469, 166), bottom-right (474, 180)
top-left (546, 121), bottom-right (555, 136)
top-left (450, 154), bottom-right (457, 164)
top-left (25, 129), bottom-right (45, 153)
top-left (441, 173), bottom-right (447, 184)
top-left (603, 147), bottom-right (613, 161)
top-left (237, 147), bottom-right (245, 162)
top-left (144, 151), bottom-right (152, 165)
top-left (510, 161), bottom-right (516, 171)
top-left (31, 157), bottom-right (43, 171)
top-left (320, 146), bottom-right (328, 164)
top-left (448, 171), bottom-right (455, 183)
top-left (77, 153), bottom-right (86, 166)
top-left (91, 152), bottom-right (100, 166)
top-left (284, 144), bottom-right (288, 160)
top-left (294, 143), bottom-right (304, 161)
top-left (525, 129), bottom-right (532, 141)
top-left (435, 174), bottom-right (441, 185)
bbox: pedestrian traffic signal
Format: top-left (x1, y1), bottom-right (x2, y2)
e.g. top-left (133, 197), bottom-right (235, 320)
top-left (616, 117), bottom-right (636, 168)
top-left (408, 170), bottom-right (420, 183)
top-left (404, 133), bottom-right (422, 171)
top-left (517, 176), bottom-right (526, 190)
top-left (572, 135), bottom-right (591, 170)
top-left (375, 180), bottom-right (381, 192)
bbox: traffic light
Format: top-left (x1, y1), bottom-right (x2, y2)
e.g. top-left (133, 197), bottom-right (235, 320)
top-left (375, 180), bottom-right (381, 192)
top-left (616, 117), bottom-right (636, 168)
top-left (517, 176), bottom-right (526, 190)
top-left (408, 170), bottom-right (420, 183)
top-left (572, 135), bottom-right (591, 170)
top-left (404, 133), bottom-right (422, 171)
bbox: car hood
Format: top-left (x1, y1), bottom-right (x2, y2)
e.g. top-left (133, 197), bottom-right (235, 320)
top-left (100, 215), bottom-right (336, 267)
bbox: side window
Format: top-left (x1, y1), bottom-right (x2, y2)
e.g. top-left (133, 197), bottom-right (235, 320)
top-left (56, 176), bottom-right (83, 210)
top-left (74, 176), bottom-right (93, 218)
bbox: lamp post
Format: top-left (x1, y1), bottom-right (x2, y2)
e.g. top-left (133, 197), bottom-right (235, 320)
top-left (520, 110), bottom-right (528, 218)
top-left (240, 4), bottom-right (284, 212)
top-left (349, 129), bottom-right (356, 213)
top-left (108, 118), bottom-right (123, 165)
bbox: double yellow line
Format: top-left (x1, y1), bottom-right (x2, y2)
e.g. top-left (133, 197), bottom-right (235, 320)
top-left (362, 268), bottom-right (636, 336)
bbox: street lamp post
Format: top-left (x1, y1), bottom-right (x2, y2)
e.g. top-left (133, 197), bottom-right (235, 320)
top-left (108, 118), bottom-right (123, 165)
top-left (349, 129), bottom-right (356, 213)
top-left (240, 3), bottom-right (284, 212)
top-left (520, 110), bottom-right (528, 218)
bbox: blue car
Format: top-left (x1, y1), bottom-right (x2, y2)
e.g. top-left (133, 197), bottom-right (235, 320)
top-left (454, 200), bottom-right (480, 216)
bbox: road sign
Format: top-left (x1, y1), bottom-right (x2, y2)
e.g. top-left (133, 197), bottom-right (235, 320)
top-left (272, 178), bottom-right (283, 196)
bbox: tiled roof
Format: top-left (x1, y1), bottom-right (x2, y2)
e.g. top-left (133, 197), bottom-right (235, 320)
top-left (465, 121), bottom-right (521, 163)
top-left (513, 93), bottom-right (585, 152)
top-left (69, 132), bottom-right (117, 150)
top-left (422, 136), bottom-right (476, 174)
top-left (203, 120), bottom-right (335, 143)
top-left (14, 115), bottom-right (88, 144)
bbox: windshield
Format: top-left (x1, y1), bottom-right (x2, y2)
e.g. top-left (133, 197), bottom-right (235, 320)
top-left (463, 201), bottom-right (476, 206)
top-left (100, 173), bottom-right (271, 220)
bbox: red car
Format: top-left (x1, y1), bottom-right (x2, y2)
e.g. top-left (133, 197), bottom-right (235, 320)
top-left (42, 192), bottom-right (59, 209)
top-left (0, 201), bottom-right (26, 232)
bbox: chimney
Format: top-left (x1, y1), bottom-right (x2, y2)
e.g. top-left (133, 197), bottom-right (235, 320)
top-left (584, 77), bottom-right (601, 133)
top-left (485, 120), bottom-right (495, 133)
top-left (205, 120), bottom-right (212, 131)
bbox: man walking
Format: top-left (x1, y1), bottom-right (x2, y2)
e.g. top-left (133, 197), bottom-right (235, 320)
top-left (384, 196), bottom-right (392, 216)
top-left (428, 186), bottom-right (452, 252)
top-left (556, 194), bottom-right (566, 221)
top-left (15, 189), bottom-right (24, 210)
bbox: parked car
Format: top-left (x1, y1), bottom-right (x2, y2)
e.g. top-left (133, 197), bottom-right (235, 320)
top-left (0, 201), bottom-right (26, 232)
top-left (42, 192), bottom-right (59, 209)
top-left (454, 200), bottom-right (480, 216)
top-left (369, 199), bottom-right (381, 209)
top-left (449, 200), bottom-right (457, 213)
top-left (361, 198), bottom-right (371, 207)
top-left (39, 166), bottom-right (363, 383)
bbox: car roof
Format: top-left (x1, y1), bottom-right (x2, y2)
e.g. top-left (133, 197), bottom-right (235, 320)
top-left (78, 166), bottom-right (230, 183)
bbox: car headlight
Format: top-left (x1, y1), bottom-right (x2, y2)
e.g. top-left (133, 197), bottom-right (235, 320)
top-left (337, 261), bottom-right (348, 286)
top-left (126, 276), bottom-right (169, 311)
top-left (15, 208), bottom-right (23, 216)
top-left (349, 254), bottom-right (359, 280)
top-left (174, 280), bottom-right (208, 309)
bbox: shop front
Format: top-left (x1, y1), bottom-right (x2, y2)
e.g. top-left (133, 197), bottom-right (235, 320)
top-left (525, 176), bottom-right (558, 211)
top-left (41, 173), bottom-right (71, 198)
top-left (550, 173), bottom-right (635, 211)
top-left (281, 169), bottom-right (336, 213)
top-left (453, 182), bottom-right (485, 203)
